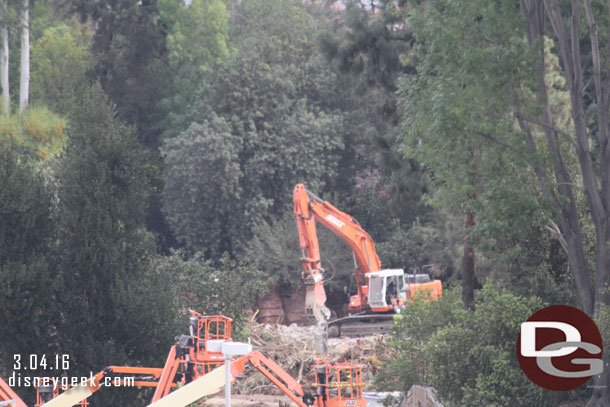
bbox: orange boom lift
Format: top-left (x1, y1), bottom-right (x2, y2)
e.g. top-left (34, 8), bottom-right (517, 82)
top-left (2, 311), bottom-right (367, 407)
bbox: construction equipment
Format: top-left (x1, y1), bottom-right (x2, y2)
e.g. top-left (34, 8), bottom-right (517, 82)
top-left (0, 311), bottom-right (230, 407)
top-left (151, 311), bottom-right (365, 407)
top-left (33, 366), bottom-right (167, 407)
top-left (145, 364), bottom-right (227, 407)
top-left (144, 349), bottom-right (365, 407)
top-left (2, 311), bottom-right (367, 407)
top-left (147, 320), bottom-right (366, 407)
top-left (230, 351), bottom-right (365, 407)
top-left (0, 377), bottom-right (27, 407)
top-left (311, 359), bottom-right (366, 407)
top-left (151, 311), bottom-right (232, 401)
top-left (293, 184), bottom-right (442, 337)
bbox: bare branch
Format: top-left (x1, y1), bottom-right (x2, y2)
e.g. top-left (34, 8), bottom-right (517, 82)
top-left (513, 103), bottom-right (563, 212)
top-left (569, 0), bottom-right (583, 96)
top-left (475, 131), bottom-right (513, 150)
top-left (519, 115), bottom-right (578, 149)
top-left (544, 218), bottom-right (569, 253)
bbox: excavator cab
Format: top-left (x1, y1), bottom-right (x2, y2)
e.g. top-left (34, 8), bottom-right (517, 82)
top-left (365, 269), bottom-right (406, 312)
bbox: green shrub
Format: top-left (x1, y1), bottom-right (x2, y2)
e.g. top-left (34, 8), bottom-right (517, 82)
top-left (376, 282), bottom-right (565, 407)
top-left (153, 250), bottom-right (269, 338)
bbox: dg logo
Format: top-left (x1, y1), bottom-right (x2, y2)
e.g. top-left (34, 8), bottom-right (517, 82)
top-left (516, 305), bottom-right (604, 391)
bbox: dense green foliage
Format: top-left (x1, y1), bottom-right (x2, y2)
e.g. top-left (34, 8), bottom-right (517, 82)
top-left (319, 0), bottom-right (431, 221)
top-left (71, 0), bottom-right (170, 146)
top-left (376, 284), bottom-right (563, 407)
top-left (162, 0), bottom-right (362, 258)
top-left (153, 250), bottom-right (268, 335)
top-left (1, 0), bottom-right (607, 405)
top-left (30, 19), bottom-right (90, 115)
top-left (0, 147), bottom-right (55, 369)
top-left (53, 85), bottom-right (176, 374)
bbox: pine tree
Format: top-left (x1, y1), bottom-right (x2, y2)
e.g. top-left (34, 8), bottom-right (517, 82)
top-left (0, 145), bottom-right (55, 378)
top-left (54, 85), bottom-right (176, 387)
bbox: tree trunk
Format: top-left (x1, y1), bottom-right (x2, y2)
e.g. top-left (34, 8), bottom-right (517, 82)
top-left (519, 2), bottom-right (610, 404)
top-left (461, 152), bottom-right (478, 311)
top-left (462, 209), bottom-right (475, 311)
top-left (587, 251), bottom-right (610, 407)
top-left (19, 0), bottom-right (28, 115)
top-left (587, 365), bottom-right (610, 407)
top-left (0, 0), bottom-right (8, 115)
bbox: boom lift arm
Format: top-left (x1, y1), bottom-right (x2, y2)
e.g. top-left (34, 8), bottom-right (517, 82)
top-left (230, 351), bottom-right (311, 407)
top-left (0, 376), bottom-right (28, 407)
top-left (1, 311), bottom-right (367, 407)
top-left (36, 366), bottom-right (167, 407)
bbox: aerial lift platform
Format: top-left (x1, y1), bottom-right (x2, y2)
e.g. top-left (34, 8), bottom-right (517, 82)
top-left (1, 312), bottom-right (366, 407)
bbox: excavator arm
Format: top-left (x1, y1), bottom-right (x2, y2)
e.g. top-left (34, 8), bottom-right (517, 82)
top-left (293, 184), bottom-right (382, 323)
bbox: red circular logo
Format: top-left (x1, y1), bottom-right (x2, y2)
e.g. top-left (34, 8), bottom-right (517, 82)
top-left (516, 305), bottom-right (603, 390)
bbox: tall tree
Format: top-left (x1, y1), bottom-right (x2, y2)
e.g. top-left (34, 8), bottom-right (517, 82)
top-left (30, 21), bottom-right (90, 115)
top-left (155, 0), bottom-right (230, 144)
top-left (18, 0), bottom-right (27, 114)
top-left (318, 0), bottom-right (430, 222)
top-left (72, 0), bottom-right (169, 146)
top-left (519, 2), bottom-right (610, 403)
top-left (321, 1), bottom-right (477, 305)
top-left (0, 0), bottom-right (8, 115)
top-left (54, 84), bottom-right (176, 391)
top-left (0, 144), bottom-right (56, 386)
top-left (162, 0), bottom-right (360, 258)
top-left (401, 1), bottom-right (610, 403)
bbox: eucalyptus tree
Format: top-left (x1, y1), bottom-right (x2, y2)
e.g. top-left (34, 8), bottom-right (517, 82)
top-left (401, 0), bottom-right (610, 404)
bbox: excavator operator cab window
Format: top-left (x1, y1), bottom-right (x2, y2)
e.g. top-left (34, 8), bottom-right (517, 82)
top-left (368, 276), bottom-right (385, 307)
top-left (385, 276), bottom-right (400, 305)
top-left (398, 274), bottom-right (407, 301)
top-left (369, 272), bottom-right (406, 308)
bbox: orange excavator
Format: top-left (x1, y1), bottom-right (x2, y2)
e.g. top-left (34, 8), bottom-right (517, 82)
top-left (293, 184), bottom-right (442, 337)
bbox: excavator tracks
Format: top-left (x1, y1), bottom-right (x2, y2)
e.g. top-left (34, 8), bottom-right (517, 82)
top-left (327, 314), bottom-right (395, 338)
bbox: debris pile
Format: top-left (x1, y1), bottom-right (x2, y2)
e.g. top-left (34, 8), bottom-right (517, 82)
top-left (234, 322), bottom-right (384, 396)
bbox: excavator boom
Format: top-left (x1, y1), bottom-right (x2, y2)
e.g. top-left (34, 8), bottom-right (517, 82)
top-left (293, 184), bottom-right (443, 334)
top-left (293, 184), bottom-right (381, 323)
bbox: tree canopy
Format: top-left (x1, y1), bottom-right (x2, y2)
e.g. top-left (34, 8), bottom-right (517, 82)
top-left (1, 1), bottom-right (609, 406)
